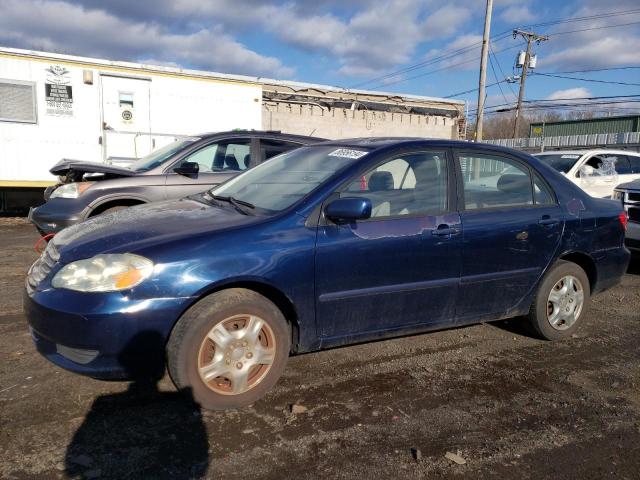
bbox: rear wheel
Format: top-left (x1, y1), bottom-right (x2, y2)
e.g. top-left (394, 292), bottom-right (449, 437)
top-left (526, 260), bottom-right (590, 340)
top-left (167, 289), bottom-right (290, 410)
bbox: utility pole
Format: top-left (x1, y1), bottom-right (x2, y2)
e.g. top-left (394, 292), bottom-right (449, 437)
top-left (475, 0), bottom-right (493, 142)
top-left (512, 29), bottom-right (548, 138)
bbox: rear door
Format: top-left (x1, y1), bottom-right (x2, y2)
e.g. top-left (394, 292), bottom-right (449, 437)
top-left (164, 138), bottom-right (251, 198)
top-left (315, 149), bottom-right (462, 340)
top-left (455, 150), bottom-right (563, 321)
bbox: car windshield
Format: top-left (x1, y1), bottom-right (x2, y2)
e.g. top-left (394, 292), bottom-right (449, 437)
top-left (128, 138), bottom-right (199, 172)
top-left (535, 153), bottom-right (583, 174)
top-left (209, 146), bottom-right (369, 212)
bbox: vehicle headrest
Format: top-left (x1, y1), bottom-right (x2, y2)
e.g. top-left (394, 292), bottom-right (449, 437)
top-left (497, 174), bottom-right (530, 193)
top-left (369, 171), bottom-right (394, 191)
top-left (225, 153), bottom-right (239, 170)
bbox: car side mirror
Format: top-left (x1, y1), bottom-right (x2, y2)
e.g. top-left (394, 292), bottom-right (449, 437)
top-left (174, 161), bottom-right (199, 177)
top-left (325, 197), bottom-right (372, 223)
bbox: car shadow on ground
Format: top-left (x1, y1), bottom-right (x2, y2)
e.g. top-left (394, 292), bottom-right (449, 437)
top-left (627, 255), bottom-right (640, 276)
top-left (64, 332), bottom-right (209, 480)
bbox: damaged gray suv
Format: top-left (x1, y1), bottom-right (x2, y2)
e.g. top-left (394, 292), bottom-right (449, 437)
top-left (29, 130), bottom-right (322, 235)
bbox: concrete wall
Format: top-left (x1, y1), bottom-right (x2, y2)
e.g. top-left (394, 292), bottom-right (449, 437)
top-left (262, 102), bottom-right (460, 139)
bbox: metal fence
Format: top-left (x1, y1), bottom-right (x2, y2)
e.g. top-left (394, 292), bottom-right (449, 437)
top-left (487, 131), bottom-right (640, 150)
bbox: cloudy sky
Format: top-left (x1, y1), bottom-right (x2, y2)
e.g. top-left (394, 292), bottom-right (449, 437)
top-left (1, 0), bottom-right (639, 115)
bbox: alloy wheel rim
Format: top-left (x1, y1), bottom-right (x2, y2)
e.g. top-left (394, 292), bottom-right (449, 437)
top-left (197, 314), bottom-right (276, 395)
top-left (546, 275), bottom-right (584, 331)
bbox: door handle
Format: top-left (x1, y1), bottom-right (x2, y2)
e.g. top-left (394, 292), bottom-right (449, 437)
top-left (538, 215), bottom-right (559, 226)
top-left (431, 224), bottom-right (460, 237)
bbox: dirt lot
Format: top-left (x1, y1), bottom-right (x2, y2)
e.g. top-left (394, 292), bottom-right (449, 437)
top-left (1, 222), bottom-right (639, 479)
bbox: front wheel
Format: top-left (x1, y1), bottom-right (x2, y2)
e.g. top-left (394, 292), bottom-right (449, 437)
top-left (167, 289), bottom-right (290, 410)
top-left (526, 260), bottom-right (590, 340)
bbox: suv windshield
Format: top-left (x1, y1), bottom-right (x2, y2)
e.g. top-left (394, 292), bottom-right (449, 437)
top-left (210, 146), bottom-right (369, 212)
top-left (535, 153), bottom-right (583, 174)
top-left (128, 138), bottom-right (198, 172)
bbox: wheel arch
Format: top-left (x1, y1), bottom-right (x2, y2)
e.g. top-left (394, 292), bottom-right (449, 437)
top-left (557, 250), bottom-right (597, 293)
top-left (185, 279), bottom-right (302, 354)
top-left (88, 197), bottom-right (147, 217)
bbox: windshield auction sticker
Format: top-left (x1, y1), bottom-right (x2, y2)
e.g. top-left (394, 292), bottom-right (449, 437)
top-left (328, 148), bottom-right (368, 159)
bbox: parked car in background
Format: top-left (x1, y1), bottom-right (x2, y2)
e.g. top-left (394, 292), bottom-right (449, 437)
top-left (613, 179), bottom-right (640, 253)
top-left (25, 138), bottom-right (629, 410)
top-left (534, 149), bottom-right (640, 198)
top-left (29, 130), bottom-right (323, 235)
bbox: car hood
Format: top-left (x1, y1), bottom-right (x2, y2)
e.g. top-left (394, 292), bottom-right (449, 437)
top-left (50, 159), bottom-right (137, 177)
top-left (617, 178), bottom-right (640, 190)
top-left (52, 196), bottom-right (259, 260)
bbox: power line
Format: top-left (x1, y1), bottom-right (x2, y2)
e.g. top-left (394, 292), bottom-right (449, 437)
top-left (547, 20), bottom-right (640, 37)
top-left (468, 94), bottom-right (640, 114)
top-left (443, 79), bottom-right (507, 99)
top-left (488, 47), bottom-right (509, 103)
top-left (539, 66), bottom-right (640, 74)
top-left (532, 72), bottom-right (640, 87)
top-left (490, 42), bottom-right (517, 97)
top-left (366, 44), bottom-right (521, 90)
top-left (349, 7), bottom-right (640, 90)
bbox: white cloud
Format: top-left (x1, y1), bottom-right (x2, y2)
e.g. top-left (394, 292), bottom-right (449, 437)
top-left (0, 0), bottom-right (294, 77)
top-left (424, 34), bottom-right (483, 71)
top-left (546, 87), bottom-right (592, 100)
top-left (500, 5), bottom-right (536, 24)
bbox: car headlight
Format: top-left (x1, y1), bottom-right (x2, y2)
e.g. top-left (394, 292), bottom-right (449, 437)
top-left (50, 182), bottom-right (94, 199)
top-left (52, 254), bottom-right (154, 292)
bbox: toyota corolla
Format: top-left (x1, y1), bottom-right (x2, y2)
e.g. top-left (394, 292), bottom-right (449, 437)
top-left (25, 138), bottom-right (630, 410)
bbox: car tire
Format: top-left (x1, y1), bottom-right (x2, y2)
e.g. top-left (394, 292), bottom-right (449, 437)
top-left (526, 260), bottom-right (590, 340)
top-left (100, 205), bottom-right (128, 215)
top-left (167, 288), bottom-right (290, 410)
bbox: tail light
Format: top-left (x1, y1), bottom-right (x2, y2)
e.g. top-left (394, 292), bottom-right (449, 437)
top-left (619, 212), bottom-right (628, 231)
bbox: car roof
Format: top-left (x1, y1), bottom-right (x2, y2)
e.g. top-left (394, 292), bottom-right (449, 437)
top-left (309, 137), bottom-right (530, 156)
top-left (194, 130), bottom-right (325, 143)
top-left (534, 149), bottom-right (640, 156)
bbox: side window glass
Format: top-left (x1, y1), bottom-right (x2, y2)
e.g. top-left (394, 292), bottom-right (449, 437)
top-left (628, 155), bottom-right (640, 174)
top-left (183, 144), bottom-right (219, 173)
top-left (183, 140), bottom-right (251, 172)
top-left (579, 155), bottom-right (620, 184)
top-left (533, 174), bottom-right (555, 205)
top-left (343, 152), bottom-right (447, 218)
top-left (260, 139), bottom-right (300, 162)
top-left (459, 153), bottom-right (533, 210)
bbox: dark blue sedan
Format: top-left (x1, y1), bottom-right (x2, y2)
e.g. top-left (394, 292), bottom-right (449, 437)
top-left (25, 138), bottom-right (630, 410)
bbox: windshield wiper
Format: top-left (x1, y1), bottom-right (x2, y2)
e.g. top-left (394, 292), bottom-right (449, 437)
top-left (211, 194), bottom-right (255, 215)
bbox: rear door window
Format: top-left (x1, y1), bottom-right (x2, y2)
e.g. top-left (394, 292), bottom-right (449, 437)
top-left (625, 155), bottom-right (640, 174)
top-left (259, 139), bottom-right (303, 162)
top-left (457, 153), bottom-right (533, 210)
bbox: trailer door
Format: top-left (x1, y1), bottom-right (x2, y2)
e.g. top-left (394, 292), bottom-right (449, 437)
top-left (100, 75), bottom-right (152, 162)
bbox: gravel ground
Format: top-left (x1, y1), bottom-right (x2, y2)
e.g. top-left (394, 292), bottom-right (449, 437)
top-left (1, 223), bottom-right (639, 479)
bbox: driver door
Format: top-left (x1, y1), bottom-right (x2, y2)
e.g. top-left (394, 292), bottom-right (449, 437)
top-left (164, 139), bottom-right (251, 199)
top-left (314, 150), bottom-right (462, 342)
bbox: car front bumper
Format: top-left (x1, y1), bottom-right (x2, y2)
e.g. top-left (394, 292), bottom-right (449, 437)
top-left (24, 288), bottom-right (195, 379)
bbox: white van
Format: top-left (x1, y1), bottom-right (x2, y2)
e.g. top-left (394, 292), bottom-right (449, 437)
top-left (534, 149), bottom-right (640, 198)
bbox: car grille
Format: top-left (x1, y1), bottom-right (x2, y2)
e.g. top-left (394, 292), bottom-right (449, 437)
top-left (26, 241), bottom-right (60, 294)
top-left (629, 207), bottom-right (640, 224)
top-left (628, 191), bottom-right (640, 202)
